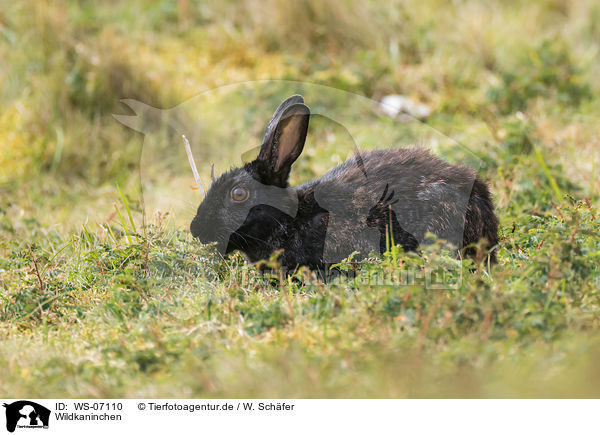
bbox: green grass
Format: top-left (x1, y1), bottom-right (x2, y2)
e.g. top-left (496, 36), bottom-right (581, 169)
top-left (1, 0), bottom-right (600, 397)
top-left (1, 196), bottom-right (599, 397)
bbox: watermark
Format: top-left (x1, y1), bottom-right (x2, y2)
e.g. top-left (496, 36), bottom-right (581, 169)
top-left (114, 81), bottom-right (492, 286)
top-left (226, 264), bottom-right (463, 290)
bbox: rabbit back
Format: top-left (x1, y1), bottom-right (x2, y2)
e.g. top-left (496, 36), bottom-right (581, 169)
top-left (301, 147), bottom-right (498, 263)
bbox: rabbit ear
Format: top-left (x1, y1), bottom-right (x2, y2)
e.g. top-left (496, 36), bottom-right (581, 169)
top-left (262, 94), bottom-right (305, 141)
top-left (257, 100), bottom-right (310, 186)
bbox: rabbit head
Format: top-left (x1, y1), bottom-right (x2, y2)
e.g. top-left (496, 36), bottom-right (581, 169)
top-left (190, 95), bottom-right (310, 257)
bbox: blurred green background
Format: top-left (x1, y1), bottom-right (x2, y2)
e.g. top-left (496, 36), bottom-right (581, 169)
top-left (1, 0), bottom-right (599, 398)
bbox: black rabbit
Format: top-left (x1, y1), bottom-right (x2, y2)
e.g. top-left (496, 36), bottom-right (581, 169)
top-left (190, 95), bottom-right (499, 271)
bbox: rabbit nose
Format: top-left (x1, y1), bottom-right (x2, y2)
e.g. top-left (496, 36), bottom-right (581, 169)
top-left (191, 215), bottom-right (219, 244)
top-left (190, 217), bottom-right (205, 241)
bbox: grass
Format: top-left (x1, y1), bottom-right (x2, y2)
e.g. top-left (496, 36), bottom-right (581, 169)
top-left (1, 0), bottom-right (600, 397)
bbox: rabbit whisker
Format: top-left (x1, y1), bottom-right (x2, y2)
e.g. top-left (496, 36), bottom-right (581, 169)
top-left (233, 231), bottom-right (250, 248)
top-left (268, 215), bottom-right (286, 232)
top-left (234, 231), bottom-right (270, 247)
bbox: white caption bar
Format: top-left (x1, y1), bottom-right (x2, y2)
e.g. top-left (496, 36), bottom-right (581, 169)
top-left (0, 399), bottom-right (598, 435)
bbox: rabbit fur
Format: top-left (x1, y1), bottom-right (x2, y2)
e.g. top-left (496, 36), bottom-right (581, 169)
top-left (190, 95), bottom-right (499, 271)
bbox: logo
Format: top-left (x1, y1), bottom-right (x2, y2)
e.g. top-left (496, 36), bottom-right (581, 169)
top-left (3, 401), bottom-right (50, 433)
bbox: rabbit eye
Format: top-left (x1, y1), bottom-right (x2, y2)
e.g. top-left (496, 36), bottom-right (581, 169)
top-left (231, 186), bottom-right (249, 202)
